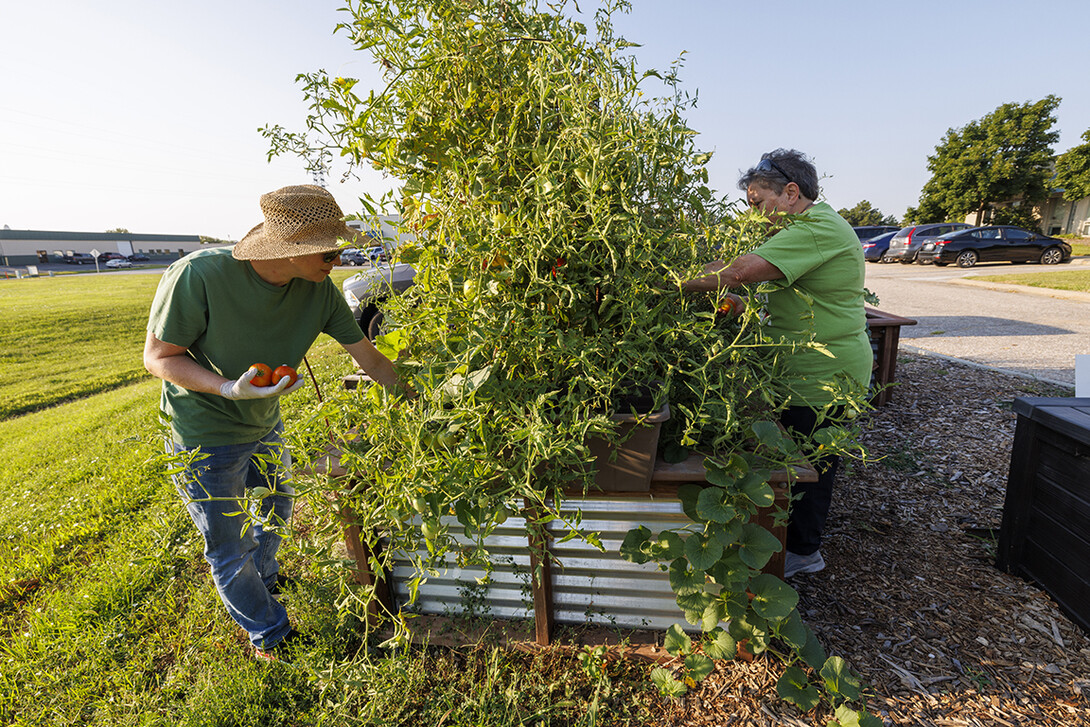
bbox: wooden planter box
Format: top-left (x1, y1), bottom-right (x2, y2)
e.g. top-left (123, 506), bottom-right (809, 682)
top-left (997, 397), bottom-right (1090, 635)
top-left (865, 306), bottom-right (917, 406)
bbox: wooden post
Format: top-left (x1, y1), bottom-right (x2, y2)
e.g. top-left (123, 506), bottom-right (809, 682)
top-left (523, 498), bottom-right (554, 646)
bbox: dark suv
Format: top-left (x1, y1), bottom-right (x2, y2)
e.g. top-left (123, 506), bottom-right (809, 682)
top-left (885, 222), bottom-right (973, 263)
top-left (852, 225), bottom-right (899, 241)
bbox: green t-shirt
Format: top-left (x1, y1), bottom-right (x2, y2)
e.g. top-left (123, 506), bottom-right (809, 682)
top-left (751, 202), bottom-right (872, 407)
top-left (147, 247), bottom-right (365, 446)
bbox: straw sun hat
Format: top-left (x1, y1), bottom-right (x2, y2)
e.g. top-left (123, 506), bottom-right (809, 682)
top-left (232, 185), bottom-right (358, 261)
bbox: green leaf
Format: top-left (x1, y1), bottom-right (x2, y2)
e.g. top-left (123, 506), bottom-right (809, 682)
top-left (619, 526), bottom-right (652, 564)
top-left (668, 558), bottom-right (703, 596)
top-left (706, 520), bottom-right (742, 547)
top-left (676, 591), bottom-right (714, 626)
top-left (703, 460), bottom-right (735, 488)
top-left (829, 704), bottom-right (884, 727)
top-left (738, 471), bottom-right (775, 508)
top-left (677, 483), bottom-right (702, 521)
top-left (701, 599), bottom-right (726, 632)
top-left (696, 487), bottom-right (736, 523)
top-left (650, 667), bottom-right (688, 698)
top-left (728, 611), bottom-right (770, 653)
top-left (799, 628), bottom-right (828, 671)
top-left (776, 609), bottom-right (811, 652)
top-left (702, 627), bottom-right (737, 660)
top-left (706, 547), bottom-right (751, 590)
top-left (684, 653), bottom-right (715, 682)
top-left (683, 532), bottom-right (724, 571)
top-left (820, 656), bottom-right (862, 701)
top-left (664, 624), bottom-right (692, 656)
top-left (775, 666), bottom-right (820, 711)
top-left (737, 523), bottom-right (782, 569)
top-left (651, 531), bottom-right (685, 560)
top-left (750, 420), bottom-right (783, 449)
top-left (748, 573), bottom-right (799, 621)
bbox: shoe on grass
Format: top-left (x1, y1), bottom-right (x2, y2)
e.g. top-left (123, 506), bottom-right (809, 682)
top-left (254, 628), bottom-right (306, 663)
top-left (784, 549), bottom-right (825, 578)
top-left (268, 574), bottom-right (296, 602)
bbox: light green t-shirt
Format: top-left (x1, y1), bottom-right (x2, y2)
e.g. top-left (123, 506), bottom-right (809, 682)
top-left (147, 247), bottom-right (365, 446)
top-left (751, 202), bottom-right (872, 407)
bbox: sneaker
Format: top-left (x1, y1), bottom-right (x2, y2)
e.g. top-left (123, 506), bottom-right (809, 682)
top-left (268, 574), bottom-right (296, 602)
top-left (254, 628), bottom-right (305, 663)
top-left (784, 550), bottom-right (826, 578)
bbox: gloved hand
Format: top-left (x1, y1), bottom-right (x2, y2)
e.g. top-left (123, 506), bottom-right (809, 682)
top-left (219, 367), bottom-right (307, 400)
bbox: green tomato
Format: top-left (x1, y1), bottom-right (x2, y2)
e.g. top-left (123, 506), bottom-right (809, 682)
top-left (411, 496), bottom-right (429, 514)
top-left (421, 519), bottom-right (440, 541)
top-left (493, 506), bottom-right (510, 525)
top-left (463, 279), bottom-right (479, 298)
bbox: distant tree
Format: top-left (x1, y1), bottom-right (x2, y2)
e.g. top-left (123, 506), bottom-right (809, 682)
top-left (105, 227), bottom-right (131, 234)
top-left (902, 196), bottom-right (946, 225)
top-left (837, 200), bottom-right (898, 227)
top-left (913, 95), bottom-right (1060, 225)
top-left (199, 236), bottom-right (235, 245)
top-left (1054, 129), bottom-right (1090, 201)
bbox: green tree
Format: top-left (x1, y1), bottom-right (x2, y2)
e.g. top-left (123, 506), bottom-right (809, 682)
top-left (105, 228), bottom-right (130, 234)
top-left (1054, 129), bottom-right (1090, 201)
top-left (836, 200), bottom-right (898, 227)
top-left (913, 95), bottom-right (1060, 225)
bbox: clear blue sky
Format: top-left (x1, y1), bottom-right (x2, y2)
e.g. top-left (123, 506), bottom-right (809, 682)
top-left (2, 0), bottom-right (1089, 239)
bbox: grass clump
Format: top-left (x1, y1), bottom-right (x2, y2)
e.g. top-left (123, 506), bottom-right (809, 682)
top-left (972, 268), bottom-right (1090, 293)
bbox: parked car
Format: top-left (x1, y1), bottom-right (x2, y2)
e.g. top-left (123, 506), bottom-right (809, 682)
top-left (342, 262), bottom-right (417, 339)
top-left (916, 226), bottom-right (1071, 268)
top-left (885, 222), bottom-right (974, 263)
top-left (62, 253), bottom-right (95, 265)
top-left (860, 230), bottom-right (899, 262)
top-left (852, 225), bottom-right (899, 242)
top-left (338, 248), bottom-right (367, 266)
top-left (366, 245), bottom-right (388, 263)
top-left (105, 258), bottom-right (133, 269)
top-left (97, 252), bottom-right (125, 262)
top-left (126, 254), bottom-right (150, 262)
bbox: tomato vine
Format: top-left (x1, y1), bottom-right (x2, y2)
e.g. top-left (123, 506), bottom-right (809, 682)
top-left (268, 1), bottom-right (877, 723)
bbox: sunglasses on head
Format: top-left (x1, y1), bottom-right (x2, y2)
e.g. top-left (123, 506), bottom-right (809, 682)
top-left (755, 158), bottom-right (795, 186)
top-left (322, 249), bottom-right (342, 263)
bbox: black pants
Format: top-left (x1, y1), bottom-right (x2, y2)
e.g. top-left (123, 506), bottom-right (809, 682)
top-left (779, 405), bottom-right (841, 557)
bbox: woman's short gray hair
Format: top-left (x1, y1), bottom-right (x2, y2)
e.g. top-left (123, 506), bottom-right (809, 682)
top-left (738, 149), bottom-right (820, 201)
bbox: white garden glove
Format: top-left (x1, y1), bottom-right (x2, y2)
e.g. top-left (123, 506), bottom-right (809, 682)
top-left (219, 368), bottom-right (306, 400)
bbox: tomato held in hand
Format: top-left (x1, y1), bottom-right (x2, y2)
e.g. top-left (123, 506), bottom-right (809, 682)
top-left (249, 363), bottom-right (273, 387)
top-left (273, 365), bottom-right (298, 387)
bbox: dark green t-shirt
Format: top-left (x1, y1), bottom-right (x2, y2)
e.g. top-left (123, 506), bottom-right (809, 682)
top-left (751, 202), bottom-right (872, 406)
top-left (147, 247), bottom-right (364, 446)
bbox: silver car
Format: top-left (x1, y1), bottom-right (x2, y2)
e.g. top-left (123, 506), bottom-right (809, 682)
top-left (885, 222), bottom-right (973, 263)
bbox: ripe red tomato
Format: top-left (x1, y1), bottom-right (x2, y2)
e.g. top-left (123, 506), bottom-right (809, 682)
top-left (249, 363), bottom-right (273, 387)
top-left (273, 365), bottom-right (298, 387)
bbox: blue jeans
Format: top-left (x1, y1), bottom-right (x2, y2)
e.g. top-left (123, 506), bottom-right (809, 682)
top-left (169, 423), bottom-right (294, 649)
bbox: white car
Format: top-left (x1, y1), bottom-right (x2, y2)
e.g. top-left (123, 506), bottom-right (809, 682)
top-left (105, 258), bottom-right (133, 269)
top-left (342, 262), bottom-right (417, 339)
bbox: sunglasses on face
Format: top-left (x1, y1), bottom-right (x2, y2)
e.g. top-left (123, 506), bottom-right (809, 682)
top-left (322, 249), bottom-right (342, 263)
top-left (755, 158), bottom-right (795, 186)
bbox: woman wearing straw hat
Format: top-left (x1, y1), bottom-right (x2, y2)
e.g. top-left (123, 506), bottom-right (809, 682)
top-left (143, 185), bottom-right (404, 661)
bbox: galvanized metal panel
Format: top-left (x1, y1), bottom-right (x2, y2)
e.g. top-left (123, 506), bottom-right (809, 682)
top-left (387, 495), bottom-right (700, 632)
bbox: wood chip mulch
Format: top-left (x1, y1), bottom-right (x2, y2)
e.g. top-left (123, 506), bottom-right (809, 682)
top-left (654, 353), bottom-right (1090, 726)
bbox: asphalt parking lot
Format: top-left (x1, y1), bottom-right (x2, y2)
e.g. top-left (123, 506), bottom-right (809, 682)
top-left (864, 256), bottom-right (1090, 387)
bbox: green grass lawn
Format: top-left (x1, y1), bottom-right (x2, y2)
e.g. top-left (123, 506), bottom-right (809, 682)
top-left (972, 268), bottom-right (1090, 293)
top-left (0, 273), bottom-right (653, 727)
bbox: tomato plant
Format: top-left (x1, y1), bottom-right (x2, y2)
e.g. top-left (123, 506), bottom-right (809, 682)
top-left (268, 0), bottom-right (874, 721)
top-left (249, 363), bottom-right (273, 387)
